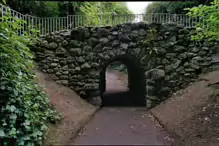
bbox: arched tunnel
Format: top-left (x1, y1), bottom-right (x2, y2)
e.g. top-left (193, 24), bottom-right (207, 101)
top-left (99, 54), bottom-right (146, 107)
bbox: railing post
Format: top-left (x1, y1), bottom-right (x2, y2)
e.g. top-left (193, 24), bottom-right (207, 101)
top-left (112, 12), bottom-right (116, 26)
top-left (67, 15), bottom-right (69, 29)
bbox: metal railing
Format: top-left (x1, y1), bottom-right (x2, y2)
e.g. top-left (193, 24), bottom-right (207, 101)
top-left (1, 4), bottom-right (199, 36)
top-left (67, 13), bottom-right (199, 28)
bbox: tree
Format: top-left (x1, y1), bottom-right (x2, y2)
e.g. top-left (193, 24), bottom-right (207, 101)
top-left (143, 1), bottom-right (212, 24)
top-left (186, 0), bottom-right (219, 41)
top-left (3, 1), bottom-right (133, 29)
top-left (144, 1), bottom-right (213, 14)
top-left (80, 2), bottom-right (133, 26)
top-left (58, 2), bottom-right (84, 16)
top-left (145, 2), bottom-right (169, 13)
top-left (5, 0), bottom-right (60, 17)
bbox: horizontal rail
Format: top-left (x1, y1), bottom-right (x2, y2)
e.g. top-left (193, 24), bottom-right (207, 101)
top-left (1, 3), bottom-right (200, 36)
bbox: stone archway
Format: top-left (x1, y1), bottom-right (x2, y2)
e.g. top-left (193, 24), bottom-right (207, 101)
top-left (33, 22), bottom-right (217, 108)
top-left (99, 54), bottom-right (146, 107)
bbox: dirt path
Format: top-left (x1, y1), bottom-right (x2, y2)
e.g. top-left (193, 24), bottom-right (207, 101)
top-left (70, 70), bottom-right (172, 145)
top-left (151, 70), bottom-right (219, 146)
top-left (37, 67), bottom-right (219, 145)
top-left (71, 108), bottom-right (172, 145)
top-left (35, 70), bottom-right (99, 145)
top-left (105, 69), bottom-right (128, 92)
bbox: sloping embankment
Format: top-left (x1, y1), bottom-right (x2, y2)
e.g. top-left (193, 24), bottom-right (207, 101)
top-left (150, 70), bottom-right (219, 146)
top-left (35, 70), bottom-right (99, 145)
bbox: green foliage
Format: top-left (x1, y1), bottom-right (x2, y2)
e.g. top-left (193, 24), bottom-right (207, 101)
top-left (81, 2), bottom-right (132, 15)
top-left (80, 2), bottom-right (133, 26)
top-left (5, 1), bottom-right (60, 17)
top-left (58, 2), bottom-right (84, 16)
top-left (80, 2), bottom-right (102, 26)
top-left (143, 2), bottom-right (200, 23)
top-left (1, 0), bottom-right (6, 4)
top-left (140, 27), bottom-right (158, 55)
top-left (145, 1), bottom-right (207, 14)
top-left (4, 1), bottom-right (133, 28)
top-left (33, 2), bottom-right (59, 17)
top-left (147, 28), bottom-right (159, 55)
top-left (145, 2), bottom-right (169, 13)
top-left (186, 0), bottom-right (219, 41)
top-left (167, 2), bottom-right (199, 14)
top-left (0, 12), bottom-right (60, 146)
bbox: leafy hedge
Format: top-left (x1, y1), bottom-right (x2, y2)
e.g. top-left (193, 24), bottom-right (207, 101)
top-left (0, 12), bottom-right (60, 145)
top-left (186, 0), bottom-right (219, 41)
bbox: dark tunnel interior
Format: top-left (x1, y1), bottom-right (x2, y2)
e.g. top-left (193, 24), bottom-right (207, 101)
top-left (99, 54), bottom-right (147, 107)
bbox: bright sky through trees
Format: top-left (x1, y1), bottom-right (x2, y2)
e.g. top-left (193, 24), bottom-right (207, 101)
top-left (126, 2), bottom-right (151, 14)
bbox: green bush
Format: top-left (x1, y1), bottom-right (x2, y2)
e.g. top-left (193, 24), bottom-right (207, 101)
top-left (186, 0), bottom-right (219, 41)
top-left (0, 12), bottom-right (60, 146)
top-left (80, 2), bottom-right (134, 26)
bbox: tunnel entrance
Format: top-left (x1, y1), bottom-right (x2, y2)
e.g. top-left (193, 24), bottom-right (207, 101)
top-left (99, 55), bottom-right (146, 107)
top-left (105, 61), bottom-right (128, 93)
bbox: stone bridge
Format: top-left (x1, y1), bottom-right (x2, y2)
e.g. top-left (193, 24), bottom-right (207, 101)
top-left (32, 22), bottom-right (219, 108)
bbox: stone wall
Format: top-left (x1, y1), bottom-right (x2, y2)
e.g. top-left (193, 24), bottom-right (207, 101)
top-left (32, 22), bottom-right (219, 108)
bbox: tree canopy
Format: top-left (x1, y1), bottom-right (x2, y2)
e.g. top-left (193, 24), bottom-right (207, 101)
top-left (145, 1), bottom-right (213, 14)
top-left (79, 2), bottom-right (133, 26)
top-left (3, 1), bottom-right (132, 17)
top-left (3, 1), bottom-right (133, 27)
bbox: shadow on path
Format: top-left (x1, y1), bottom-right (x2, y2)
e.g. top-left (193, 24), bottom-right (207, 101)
top-left (71, 108), bottom-right (172, 145)
top-left (102, 91), bottom-right (146, 107)
top-left (70, 70), bottom-right (172, 145)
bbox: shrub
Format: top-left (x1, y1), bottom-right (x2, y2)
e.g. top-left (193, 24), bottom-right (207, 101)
top-left (0, 11), bottom-right (60, 146)
top-left (185, 0), bottom-right (219, 41)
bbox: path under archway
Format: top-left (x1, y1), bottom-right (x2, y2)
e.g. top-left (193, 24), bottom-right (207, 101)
top-left (71, 108), bottom-right (172, 145)
top-left (70, 70), bottom-right (172, 145)
top-left (99, 54), bottom-right (146, 107)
